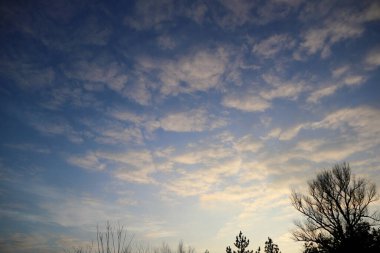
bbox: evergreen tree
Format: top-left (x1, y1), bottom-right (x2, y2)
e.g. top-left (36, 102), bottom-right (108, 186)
top-left (226, 231), bottom-right (253, 253)
top-left (264, 238), bottom-right (281, 253)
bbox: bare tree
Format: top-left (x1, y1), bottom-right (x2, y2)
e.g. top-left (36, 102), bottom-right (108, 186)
top-left (291, 162), bottom-right (380, 252)
top-left (96, 222), bottom-right (134, 253)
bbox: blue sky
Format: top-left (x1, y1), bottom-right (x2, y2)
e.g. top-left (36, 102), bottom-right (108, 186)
top-left (1, 0), bottom-right (380, 252)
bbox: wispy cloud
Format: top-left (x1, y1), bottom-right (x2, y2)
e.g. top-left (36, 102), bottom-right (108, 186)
top-left (68, 149), bottom-right (159, 184)
top-left (63, 58), bottom-right (152, 106)
top-left (173, 146), bottom-right (232, 165)
top-left (307, 65), bottom-right (367, 103)
top-left (159, 109), bottom-right (227, 132)
top-left (27, 113), bottom-right (84, 143)
top-left (67, 152), bottom-right (106, 171)
top-left (94, 125), bottom-right (144, 145)
top-left (311, 106), bottom-right (380, 140)
top-left (252, 34), bottom-right (295, 58)
top-left (295, 2), bottom-right (380, 59)
top-left (0, 56), bottom-right (55, 90)
top-left (4, 143), bottom-right (51, 154)
top-left (364, 45), bottom-right (380, 69)
top-left (164, 158), bottom-right (241, 197)
top-left (260, 81), bottom-right (305, 101)
top-left (222, 94), bottom-right (271, 112)
top-left (307, 84), bottom-right (340, 104)
top-left (137, 47), bottom-right (229, 96)
top-left (266, 106), bottom-right (380, 143)
top-left (64, 59), bottom-right (128, 92)
top-left (157, 35), bottom-right (177, 50)
top-left (222, 73), bottom-right (307, 112)
top-left (124, 0), bottom-right (177, 30)
top-left (213, 0), bottom-right (256, 28)
top-left (0, 233), bottom-right (52, 253)
top-left (213, 0), bottom-right (301, 28)
top-left (108, 106), bottom-right (226, 136)
top-left (109, 108), bottom-right (145, 124)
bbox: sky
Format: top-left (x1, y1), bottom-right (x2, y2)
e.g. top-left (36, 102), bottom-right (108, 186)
top-left (1, 0), bottom-right (380, 252)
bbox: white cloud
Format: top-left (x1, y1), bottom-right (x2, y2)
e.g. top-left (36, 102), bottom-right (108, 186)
top-left (298, 22), bottom-right (362, 58)
top-left (42, 195), bottom-right (131, 228)
top-left (234, 135), bottom-right (263, 153)
top-left (296, 2), bottom-right (380, 59)
top-left (364, 46), bottom-right (380, 69)
top-left (27, 114), bottom-right (84, 143)
top-left (124, 0), bottom-right (176, 30)
top-left (307, 84), bottom-right (339, 103)
top-left (265, 106), bottom-right (380, 147)
top-left (332, 65), bottom-right (350, 78)
top-left (68, 149), bottom-right (157, 184)
top-left (135, 47), bottom-right (228, 96)
top-left (262, 73), bottom-right (307, 95)
top-left (307, 67), bottom-right (367, 103)
top-left (252, 34), bottom-right (295, 58)
top-left (100, 150), bottom-right (155, 180)
top-left (79, 117), bottom-right (144, 145)
top-left (279, 124), bottom-right (305, 141)
top-left (164, 158), bottom-right (241, 197)
top-left (110, 109), bottom-right (144, 124)
top-left (214, 0), bottom-right (301, 28)
top-left (41, 85), bottom-right (100, 110)
top-left (4, 143), bottom-right (51, 154)
top-left (67, 152), bottom-right (106, 171)
top-left (214, 0), bottom-right (256, 28)
top-left (64, 59), bottom-right (151, 105)
top-left (185, 1), bottom-right (208, 24)
top-left (264, 124), bottom-right (306, 141)
top-left (110, 107), bottom-right (225, 135)
top-left (200, 184), bottom-right (258, 204)
top-left (159, 109), bottom-right (226, 132)
top-left (295, 139), bottom-right (325, 152)
top-left (159, 48), bottom-right (228, 95)
top-left (95, 126), bottom-right (144, 145)
top-left (65, 60), bottom-right (128, 92)
top-left (0, 233), bottom-right (52, 253)
top-left (124, 0), bottom-right (210, 30)
top-left (311, 106), bottom-right (380, 140)
top-left (157, 35), bottom-right (176, 50)
top-left (0, 57), bottom-right (55, 90)
top-left (222, 94), bottom-right (271, 112)
top-left (173, 147), bottom-right (232, 165)
top-left (263, 127), bottom-right (282, 140)
top-left (343, 75), bottom-right (366, 86)
top-left (73, 15), bottom-right (111, 46)
top-left (260, 82), bottom-right (305, 100)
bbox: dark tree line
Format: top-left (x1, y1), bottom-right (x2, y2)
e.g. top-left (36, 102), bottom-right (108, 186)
top-left (226, 231), bottom-right (281, 253)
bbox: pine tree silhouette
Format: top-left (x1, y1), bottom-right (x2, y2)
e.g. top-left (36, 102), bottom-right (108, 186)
top-left (226, 231), bottom-right (253, 253)
top-left (264, 238), bottom-right (281, 253)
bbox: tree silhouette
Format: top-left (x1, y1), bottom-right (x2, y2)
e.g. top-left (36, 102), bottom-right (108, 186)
top-left (255, 237), bottom-right (281, 253)
top-left (226, 231), bottom-right (253, 253)
top-left (264, 238), bottom-right (281, 253)
top-left (291, 162), bottom-right (380, 252)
